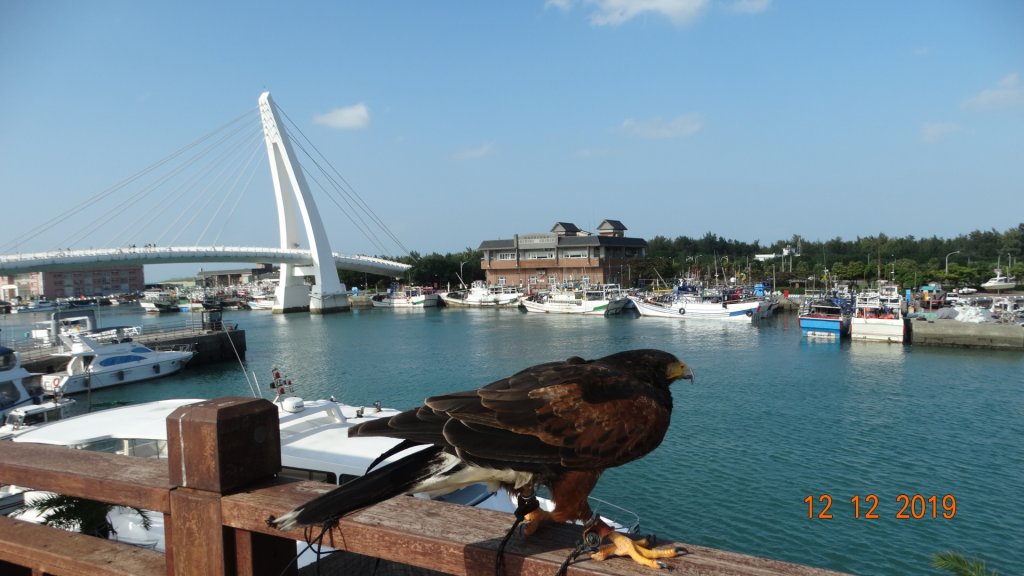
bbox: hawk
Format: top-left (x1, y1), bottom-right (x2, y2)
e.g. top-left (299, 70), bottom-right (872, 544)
top-left (272, 349), bottom-right (693, 569)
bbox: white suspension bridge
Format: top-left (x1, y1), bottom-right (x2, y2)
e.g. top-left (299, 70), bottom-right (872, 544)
top-left (0, 92), bottom-right (411, 314)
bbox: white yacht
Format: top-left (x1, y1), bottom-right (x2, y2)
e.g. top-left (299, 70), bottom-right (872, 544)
top-left (0, 346), bottom-right (75, 425)
top-left (40, 330), bottom-right (194, 395)
top-left (981, 269), bottom-right (1016, 292)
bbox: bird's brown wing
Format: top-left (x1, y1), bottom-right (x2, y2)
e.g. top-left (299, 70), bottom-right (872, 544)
top-left (425, 359), bottom-right (672, 471)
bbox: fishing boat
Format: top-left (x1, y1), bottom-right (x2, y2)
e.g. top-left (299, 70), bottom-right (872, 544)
top-left (139, 290), bottom-right (179, 313)
top-left (370, 283), bottom-right (440, 308)
top-left (850, 282), bottom-right (906, 343)
top-left (39, 329), bottom-right (194, 395)
top-left (440, 280), bottom-right (522, 308)
top-left (520, 284), bottom-right (629, 315)
top-left (798, 297), bottom-right (852, 339)
top-left (246, 296), bottom-right (276, 310)
top-left (629, 286), bottom-right (764, 321)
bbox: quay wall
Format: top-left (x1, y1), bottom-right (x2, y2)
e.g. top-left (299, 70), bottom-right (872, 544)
top-left (908, 319), bottom-right (1023, 351)
top-left (21, 328), bottom-right (246, 374)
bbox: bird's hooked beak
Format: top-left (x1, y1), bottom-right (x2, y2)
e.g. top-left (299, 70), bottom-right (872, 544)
top-left (667, 360), bottom-right (694, 383)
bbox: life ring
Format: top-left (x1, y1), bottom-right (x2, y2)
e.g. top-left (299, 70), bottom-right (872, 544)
top-left (678, 308), bottom-right (686, 315)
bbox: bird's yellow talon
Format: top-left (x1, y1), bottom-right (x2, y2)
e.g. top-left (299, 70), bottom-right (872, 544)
top-left (591, 532), bottom-right (682, 569)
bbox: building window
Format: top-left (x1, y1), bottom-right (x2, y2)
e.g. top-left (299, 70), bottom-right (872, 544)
top-left (497, 276), bottom-right (507, 286)
top-left (548, 275), bottom-right (557, 285)
top-left (497, 252), bottom-right (517, 261)
top-left (563, 250), bottom-right (588, 259)
top-left (528, 276), bottom-right (537, 285)
top-left (582, 275), bottom-right (590, 285)
top-left (524, 251), bottom-right (554, 260)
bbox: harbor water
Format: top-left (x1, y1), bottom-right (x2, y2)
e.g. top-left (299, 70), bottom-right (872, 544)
top-left (3, 306), bottom-right (1022, 575)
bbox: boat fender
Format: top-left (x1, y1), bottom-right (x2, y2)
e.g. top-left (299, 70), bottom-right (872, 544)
top-left (678, 308), bottom-right (686, 315)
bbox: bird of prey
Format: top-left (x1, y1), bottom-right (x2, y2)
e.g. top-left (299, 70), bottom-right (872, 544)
top-left (271, 348), bottom-right (693, 570)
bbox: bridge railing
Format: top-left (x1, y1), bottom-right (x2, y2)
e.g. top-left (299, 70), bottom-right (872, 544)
top-left (0, 397), bottom-right (847, 576)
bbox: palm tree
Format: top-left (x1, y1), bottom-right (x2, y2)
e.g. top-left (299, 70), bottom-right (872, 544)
top-left (933, 552), bottom-right (997, 576)
top-left (15, 492), bottom-right (151, 540)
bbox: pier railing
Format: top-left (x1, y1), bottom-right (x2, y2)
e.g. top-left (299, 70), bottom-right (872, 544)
top-left (0, 397), bottom-right (847, 576)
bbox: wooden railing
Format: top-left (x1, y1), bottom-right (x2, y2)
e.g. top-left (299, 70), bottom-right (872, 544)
top-left (0, 398), bottom-right (848, 576)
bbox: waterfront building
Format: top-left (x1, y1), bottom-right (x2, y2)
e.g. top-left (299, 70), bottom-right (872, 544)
top-left (0, 266), bottom-right (145, 300)
top-left (478, 220), bottom-right (647, 289)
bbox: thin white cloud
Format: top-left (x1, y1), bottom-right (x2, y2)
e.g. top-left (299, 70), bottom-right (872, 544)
top-left (620, 114), bottom-right (702, 139)
top-left (452, 143), bottom-right (495, 160)
top-left (545, 0), bottom-right (573, 10)
top-left (586, 0), bottom-right (708, 26)
top-left (962, 72), bottom-right (1024, 110)
top-left (920, 122), bottom-right (959, 144)
top-left (313, 103), bottom-right (370, 129)
top-left (729, 0), bottom-right (771, 14)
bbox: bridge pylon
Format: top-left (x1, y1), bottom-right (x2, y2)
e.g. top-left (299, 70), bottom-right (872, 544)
top-left (258, 92), bottom-right (348, 314)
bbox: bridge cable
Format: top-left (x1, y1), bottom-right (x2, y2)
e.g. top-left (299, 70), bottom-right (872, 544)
top-left (1, 108), bottom-right (256, 254)
top-left (276, 106), bottom-right (416, 260)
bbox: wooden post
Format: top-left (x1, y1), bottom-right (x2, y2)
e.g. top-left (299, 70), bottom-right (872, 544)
top-left (165, 397), bottom-right (295, 576)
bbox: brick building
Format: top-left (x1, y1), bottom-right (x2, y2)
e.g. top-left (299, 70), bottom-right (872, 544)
top-left (478, 220), bottom-right (647, 290)
top-left (0, 265), bottom-right (145, 300)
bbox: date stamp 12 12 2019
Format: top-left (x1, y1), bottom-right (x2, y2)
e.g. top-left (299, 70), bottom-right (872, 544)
top-left (805, 494), bottom-right (957, 520)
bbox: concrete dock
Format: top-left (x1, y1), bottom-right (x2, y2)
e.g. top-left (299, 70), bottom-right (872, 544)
top-left (908, 318), bottom-right (1024, 351)
top-left (20, 326), bottom-right (246, 375)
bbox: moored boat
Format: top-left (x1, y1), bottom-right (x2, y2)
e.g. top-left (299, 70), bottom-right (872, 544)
top-left (1, 346), bottom-right (74, 424)
top-left (12, 299), bottom-right (67, 314)
top-left (371, 284), bottom-right (440, 308)
top-left (850, 282), bottom-right (906, 343)
top-left (981, 269), bottom-right (1017, 292)
top-left (629, 286), bottom-right (764, 321)
top-left (798, 298), bottom-right (852, 339)
top-left (520, 284), bottom-right (628, 315)
top-left (39, 329), bottom-right (194, 395)
top-left (440, 280), bottom-right (522, 308)
top-left (139, 290), bottom-right (179, 313)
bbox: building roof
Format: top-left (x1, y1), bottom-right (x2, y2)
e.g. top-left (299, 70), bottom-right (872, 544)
top-left (478, 236), bottom-right (646, 250)
top-left (598, 219), bottom-right (626, 231)
top-left (551, 222), bottom-right (582, 235)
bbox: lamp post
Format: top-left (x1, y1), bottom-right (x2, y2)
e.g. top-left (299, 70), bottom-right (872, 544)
top-left (945, 250), bottom-right (960, 275)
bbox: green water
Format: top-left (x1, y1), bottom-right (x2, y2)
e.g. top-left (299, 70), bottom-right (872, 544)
top-left (5, 307), bottom-right (1022, 575)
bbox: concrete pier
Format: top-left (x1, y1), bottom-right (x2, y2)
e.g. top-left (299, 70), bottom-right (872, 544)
top-left (908, 319), bottom-right (1023, 351)
top-left (20, 327), bottom-right (247, 374)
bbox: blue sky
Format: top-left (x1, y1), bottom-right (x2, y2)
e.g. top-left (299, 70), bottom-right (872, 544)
top-left (2, 1), bottom-right (1022, 280)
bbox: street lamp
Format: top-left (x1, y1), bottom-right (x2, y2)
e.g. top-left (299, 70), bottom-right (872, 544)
top-left (945, 250), bottom-right (960, 275)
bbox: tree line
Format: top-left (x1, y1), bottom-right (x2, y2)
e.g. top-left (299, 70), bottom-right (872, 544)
top-left (340, 223), bottom-right (1023, 292)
